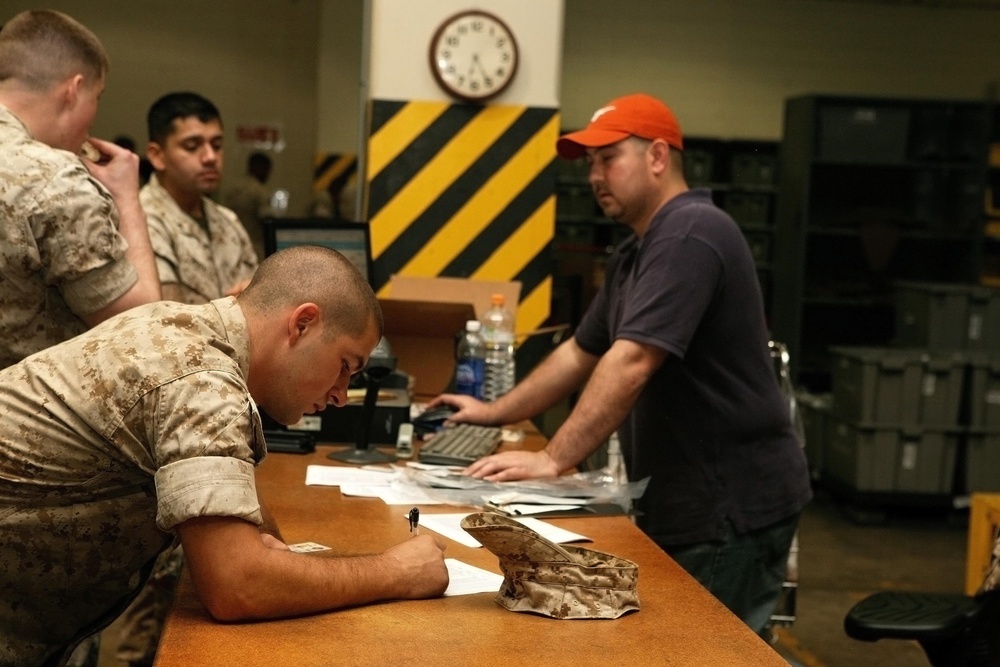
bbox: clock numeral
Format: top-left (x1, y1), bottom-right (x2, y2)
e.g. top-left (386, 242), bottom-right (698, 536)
top-left (496, 38), bottom-right (506, 48)
top-left (470, 80), bottom-right (479, 92)
top-left (472, 20), bottom-right (483, 32)
top-left (495, 67), bottom-right (506, 77)
top-left (446, 36), bottom-right (459, 47)
top-left (500, 52), bottom-right (511, 63)
top-left (457, 24), bottom-right (467, 35)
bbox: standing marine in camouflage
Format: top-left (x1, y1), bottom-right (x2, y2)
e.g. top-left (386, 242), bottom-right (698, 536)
top-left (0, 246), bottom-right (449, 667)
top-left (0, 9), bottom-right (161, 369)
top-left (141, 91), bottom-right (258, 305)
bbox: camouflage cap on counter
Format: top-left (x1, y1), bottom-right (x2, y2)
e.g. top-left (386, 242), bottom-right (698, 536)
top-left (461, 512), bottom-right (640, 619)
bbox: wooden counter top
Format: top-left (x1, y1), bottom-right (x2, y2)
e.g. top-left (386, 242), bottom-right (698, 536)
top-left (155, 440), bottom-right (786, 666)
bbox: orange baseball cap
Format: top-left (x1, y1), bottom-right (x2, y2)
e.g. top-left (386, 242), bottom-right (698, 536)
top-left (557, 93), bottom-right (684, 159)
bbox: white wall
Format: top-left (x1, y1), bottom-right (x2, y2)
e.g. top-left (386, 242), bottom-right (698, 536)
top-left (561, 0), bottom-right (1000, 138)
top-left (0, 0), bottom-right (321, 215)
top-left (367, 0), bottom-right (563, 106)
top-left (4, 1), bottom-right (1000, 177)
top-left (317, 1), bottom-right (364, 151)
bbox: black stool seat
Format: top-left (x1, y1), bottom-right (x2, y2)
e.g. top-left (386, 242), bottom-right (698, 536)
top-left (845, 591), bottom-right (982, 642)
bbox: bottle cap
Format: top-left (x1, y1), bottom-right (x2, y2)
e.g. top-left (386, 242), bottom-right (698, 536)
top-left (491, 293), bottom-right (505, 306)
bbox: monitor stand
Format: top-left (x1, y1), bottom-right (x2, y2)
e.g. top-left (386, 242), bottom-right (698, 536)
top-left (328, 366), bottom-right (395, 465)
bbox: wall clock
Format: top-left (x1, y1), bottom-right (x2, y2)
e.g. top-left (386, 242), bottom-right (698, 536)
top-left (429, 10), bottom-right (519, 103)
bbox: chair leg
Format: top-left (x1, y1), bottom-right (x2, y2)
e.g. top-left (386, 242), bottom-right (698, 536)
top-left (919, 629), bottom-right (971, 667)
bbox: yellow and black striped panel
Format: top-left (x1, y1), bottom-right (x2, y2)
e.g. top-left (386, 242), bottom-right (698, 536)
top-left (312, 151), bottom-right (357, 198)
top-left (365, 99), bottom-right (558, 334)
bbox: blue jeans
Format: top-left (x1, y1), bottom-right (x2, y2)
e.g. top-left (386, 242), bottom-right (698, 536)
top-left (661, 513), bottom-right (800, 635)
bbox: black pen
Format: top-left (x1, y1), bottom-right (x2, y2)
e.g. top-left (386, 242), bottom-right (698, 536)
top-left (408, 507), bottom-right (420, 535)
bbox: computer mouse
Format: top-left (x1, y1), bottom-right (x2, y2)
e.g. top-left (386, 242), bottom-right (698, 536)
top-left (412, 405), bottom-right (458, 433)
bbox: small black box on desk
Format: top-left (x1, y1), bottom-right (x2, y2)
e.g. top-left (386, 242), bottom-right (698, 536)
top-left (260, 388), bottom-right (411, 445)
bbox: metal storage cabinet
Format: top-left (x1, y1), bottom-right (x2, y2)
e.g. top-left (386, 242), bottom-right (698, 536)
top-left (772, 95), bottom-right (990, 391)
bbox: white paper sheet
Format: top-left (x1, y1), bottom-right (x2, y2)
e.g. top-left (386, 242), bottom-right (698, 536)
top-left (305, 465), bottom-right (395, 487)
top-left (443, 558), bottom-right (504, 596)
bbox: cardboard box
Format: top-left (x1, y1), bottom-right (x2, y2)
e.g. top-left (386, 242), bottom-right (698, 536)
top-left (380, 276), bottom-right (521, 398)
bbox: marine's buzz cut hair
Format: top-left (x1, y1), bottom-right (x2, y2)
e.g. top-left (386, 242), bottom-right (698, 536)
top-left (239, 245), bottom-right (383, 341)
top-left (0, 10), bottom-right (109, 92)
top-left (147, 91), bottom-right (221, 145)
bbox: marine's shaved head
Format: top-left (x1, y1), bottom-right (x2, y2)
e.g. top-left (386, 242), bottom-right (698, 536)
top-left (239, 245), bottom-right (382, 341)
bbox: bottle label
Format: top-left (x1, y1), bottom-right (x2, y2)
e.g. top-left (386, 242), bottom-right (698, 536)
top-left (455, 359), bottom-right (485, 399)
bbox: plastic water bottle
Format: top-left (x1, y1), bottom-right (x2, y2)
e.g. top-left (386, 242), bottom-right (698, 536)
top-left (454, 320), bottom-right (485, 399)
top-left (481, 293), bottom-right (516, 401)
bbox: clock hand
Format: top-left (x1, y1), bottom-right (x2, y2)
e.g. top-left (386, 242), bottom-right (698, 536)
top-left (474, 55), bottom-right (489, 80)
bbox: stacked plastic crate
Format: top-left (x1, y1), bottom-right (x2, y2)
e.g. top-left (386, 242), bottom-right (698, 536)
top-left (823, 347), bottom-right (966, 500)
top-left (892, 281), bottom-right (1000, 496)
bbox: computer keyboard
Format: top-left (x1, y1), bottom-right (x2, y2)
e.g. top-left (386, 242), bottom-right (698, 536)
top-left (418, 423), bottom-right (503, 466)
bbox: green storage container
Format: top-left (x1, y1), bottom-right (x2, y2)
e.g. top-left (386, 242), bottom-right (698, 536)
top-left (962, 430), bottom-right (1000, 493)
top-left (830, 346), bottom-right (965, 427)
top-left (966, 286), bottom-right (1000, 353)
top-left (893, 282), bottom-right (1000, 352)
top-left (824, 418), bottom-right (958, 494)
top-left (967, 355), bottom-right (1000, 430)
top-left (796, 392), bottom-right (831, 481)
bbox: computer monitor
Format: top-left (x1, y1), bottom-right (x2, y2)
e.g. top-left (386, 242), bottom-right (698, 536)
top-left (263, 218), bottom-right (373, 285)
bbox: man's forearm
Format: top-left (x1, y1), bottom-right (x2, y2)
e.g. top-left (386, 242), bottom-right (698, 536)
top-left (179, 517), bottom-right (446, 621)
top-left (544, 339), bottom-right (665, 472)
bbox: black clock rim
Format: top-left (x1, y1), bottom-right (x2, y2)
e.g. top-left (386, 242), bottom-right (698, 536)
top-left (428, 9), bottom-right (520, 104)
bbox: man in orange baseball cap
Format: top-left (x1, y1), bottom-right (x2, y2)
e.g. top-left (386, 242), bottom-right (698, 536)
top-left (434, 92), bottom-right (812, 636)
top-left (556, 92), bottom-right (684, 159)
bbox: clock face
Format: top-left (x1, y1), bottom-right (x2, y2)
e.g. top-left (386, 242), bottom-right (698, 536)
top-left (429, 10), bottom-right (519, 103)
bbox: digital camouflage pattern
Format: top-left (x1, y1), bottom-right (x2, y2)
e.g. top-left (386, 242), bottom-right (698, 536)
top-left (461, 512), bottom-right (640, 619)
top-left (980, 531), bottom-right (1000, 594)
top-left (125, 174), bottom-right (258, 663)
top-left (141, 173), bottom-right (258, 305)
top-left (0, 297), bottom-right (266, 665)
top-left (0, 103), bottom-right (137, 370)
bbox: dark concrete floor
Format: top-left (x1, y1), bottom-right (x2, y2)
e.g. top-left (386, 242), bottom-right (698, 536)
top-left (771, 487), bottom-right (969, 667)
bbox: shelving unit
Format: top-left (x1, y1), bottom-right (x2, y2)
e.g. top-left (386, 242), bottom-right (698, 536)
top-left (985, 108), bottom-right (1000, 287)
top-left (683, 137), bottom-right (780, 319)
top-left (772, 95), bottom-right (990, 391)
top-left (551, 157), bottom-right (627, 329)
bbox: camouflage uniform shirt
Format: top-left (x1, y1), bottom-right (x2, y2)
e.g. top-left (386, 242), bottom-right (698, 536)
top-left (0, 297), bottom-right (266, 665)
top-left (0, 103), bottom-right (138, 369)
top-left (141, 174), bottom-right (258, 304)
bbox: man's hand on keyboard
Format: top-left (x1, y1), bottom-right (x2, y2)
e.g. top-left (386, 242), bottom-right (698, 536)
top-left (463, 449), bottom-right (559, 482)
top-left (426, 393), bottom-right (499, 426)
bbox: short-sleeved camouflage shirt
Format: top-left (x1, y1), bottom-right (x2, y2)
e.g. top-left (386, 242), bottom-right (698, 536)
top-left (141, 174), bottom-right (258, 304)
top-left (0, 297), bottom-right (266, 665)
top-left (0, 103), bottom-right (138, 369)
